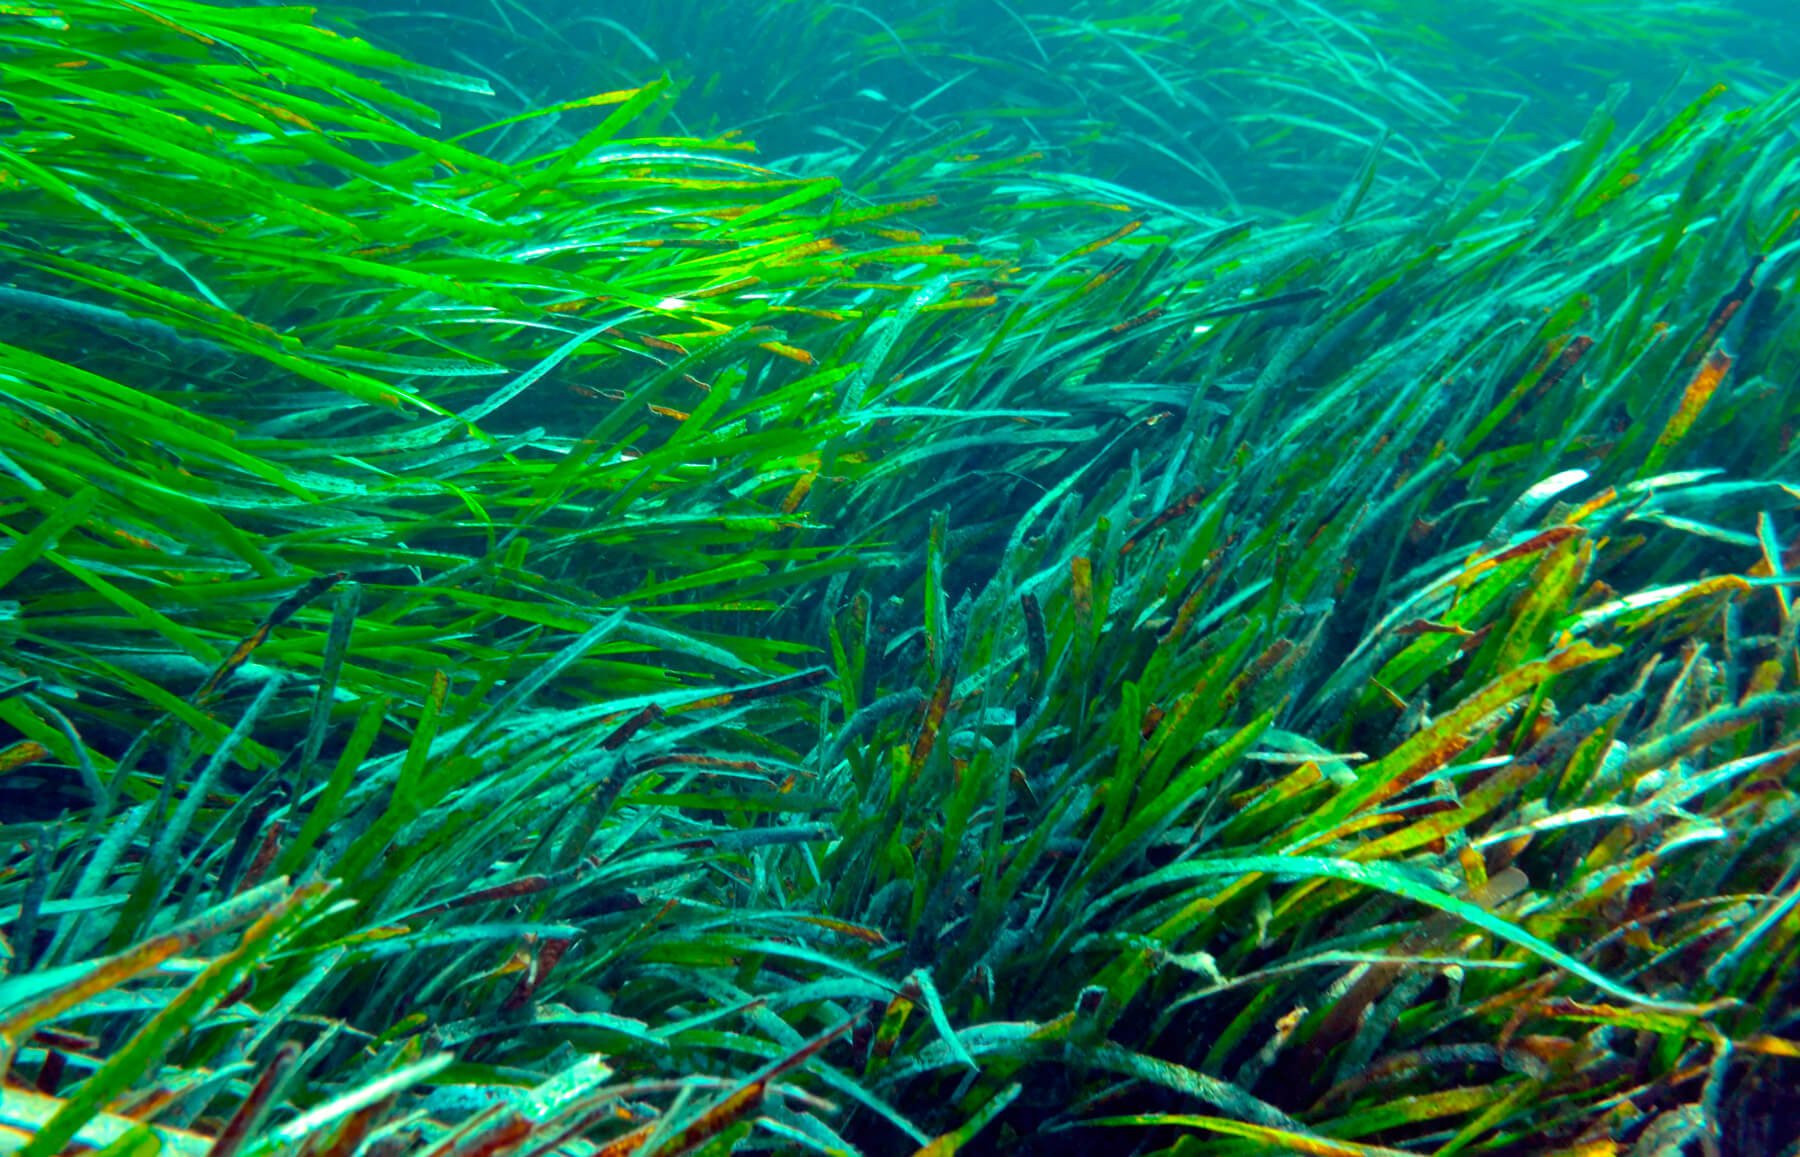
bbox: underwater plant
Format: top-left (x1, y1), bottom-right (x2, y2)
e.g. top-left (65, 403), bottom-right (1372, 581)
top-left (1, 0), bottom-right (1798, 1153)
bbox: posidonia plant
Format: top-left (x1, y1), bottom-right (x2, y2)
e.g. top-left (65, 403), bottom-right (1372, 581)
top-left (2, 1), bottom-right (1798, 1153)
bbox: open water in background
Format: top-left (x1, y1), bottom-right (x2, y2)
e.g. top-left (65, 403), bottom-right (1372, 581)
top-left (364, 0), bottom-right (1800, 223)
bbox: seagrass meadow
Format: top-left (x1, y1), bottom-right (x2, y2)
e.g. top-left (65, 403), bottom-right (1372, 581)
top-left (2, 0), bottom-right (1800, 1152)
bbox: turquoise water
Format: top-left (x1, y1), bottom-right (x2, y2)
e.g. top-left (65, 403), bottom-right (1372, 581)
top-left (365, 0), bottom-right (1798, 219)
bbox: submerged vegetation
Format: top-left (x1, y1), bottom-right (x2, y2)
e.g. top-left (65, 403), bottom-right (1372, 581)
top-left (2, 0), bottom-right (1799, 1153)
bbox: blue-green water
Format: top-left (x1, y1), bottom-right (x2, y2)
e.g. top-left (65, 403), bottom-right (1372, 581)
top-left (363, 0), bottom-right (1798, 222)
